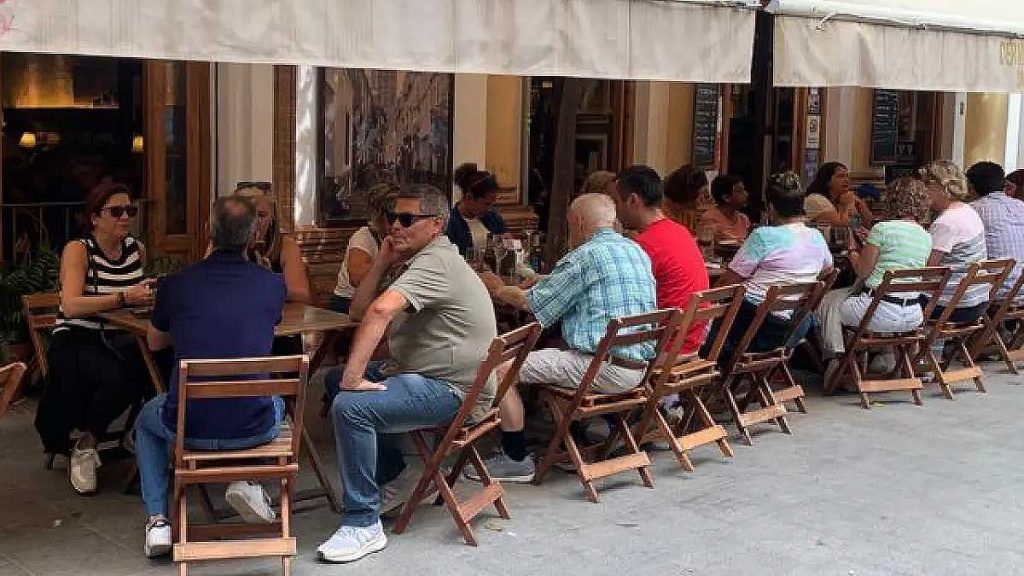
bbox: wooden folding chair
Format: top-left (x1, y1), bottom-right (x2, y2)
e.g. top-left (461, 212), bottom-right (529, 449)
top-left (825, 267), bottom-right (950, 408)
top-left (172, 355), bottom-right (309, 576)
top-left (775, 268), bottom-right (838, 413)
top-left (795, 269), bottom-right (840, 378)
top-left (532, 310), bottom-right (684, 503)
top-left (0, 361), bottom-right (28, 418)
top-left (634, 285), bottom-right (745, 472)
top-left (14, 292), bottom-right (59, 407)
top-left (915, 260), bottom-right (1013, 399)
top-left (392, 322), bottom-right (542, 546)
top-left (719, 282), bottom-right (822, 445)
top-left (969, 269), bottom-right (1024, 374)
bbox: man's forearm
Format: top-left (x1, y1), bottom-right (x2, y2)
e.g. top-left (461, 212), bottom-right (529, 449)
top-left (496, 286), bottom-right (532, 311)
top-left (341, 311), bottom-right (389, 389)
top-left (350, 261), bottom-right (391, 321)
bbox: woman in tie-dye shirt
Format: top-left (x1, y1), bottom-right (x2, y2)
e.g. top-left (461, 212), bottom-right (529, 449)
top-left (705, 172), bottom-right (833, 362)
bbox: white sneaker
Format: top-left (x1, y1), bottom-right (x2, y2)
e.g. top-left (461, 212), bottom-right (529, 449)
top-left (69, 446), bottom-right (101, 495)
top-left (316, 521), bottom-right (387, 563)
top-left (225, 481), bottom-right (276, 524)
top-left (144, 517), bottom-right (172, 558)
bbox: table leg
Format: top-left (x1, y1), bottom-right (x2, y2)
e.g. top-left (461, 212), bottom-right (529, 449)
top-left (292, 328), bottom-right (344, 513)
top-left (135, 334), bottom-right (165, 394)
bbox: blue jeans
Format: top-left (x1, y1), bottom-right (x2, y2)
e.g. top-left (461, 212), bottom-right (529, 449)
top-left (327, 364), bottom-right (460, 527)
top-left (134, 393), bottom-right (285, 517)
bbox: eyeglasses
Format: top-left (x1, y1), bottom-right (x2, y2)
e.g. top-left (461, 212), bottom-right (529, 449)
top-left (101, 205), bottom-right (139, 218)
top-left (387, 211), bottom-right (438, 228)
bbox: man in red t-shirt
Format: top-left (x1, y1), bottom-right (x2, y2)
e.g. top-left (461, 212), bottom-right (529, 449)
top-left (612, 165), bottom-right (710, 354)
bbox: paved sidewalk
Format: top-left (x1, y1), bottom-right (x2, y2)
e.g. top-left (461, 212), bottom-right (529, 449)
top-left (1, 366), bottom-right (1022, 576)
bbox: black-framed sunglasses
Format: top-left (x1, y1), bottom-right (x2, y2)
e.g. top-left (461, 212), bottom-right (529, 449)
top-left (386, 211), bottom-right (438, 228)
top-left (101, 205), bottom-right (139, 218)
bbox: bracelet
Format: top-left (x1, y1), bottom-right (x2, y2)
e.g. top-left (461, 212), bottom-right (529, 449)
top-left (117, 291), bottom-right (126, 308)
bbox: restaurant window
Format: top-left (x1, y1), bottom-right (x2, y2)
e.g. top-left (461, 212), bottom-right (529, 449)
top-left (317, 69), bottom-right (454, 227)
top-left (1, 53), bottom-right (144, 261)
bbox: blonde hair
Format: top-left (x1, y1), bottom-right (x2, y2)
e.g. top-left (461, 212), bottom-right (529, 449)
top-left (918, 160), bottom-right (970, 202)
top-left (577, 170), bottom-right (617, 200)
top-left (233, 182), bottom-right (283, 265)
top-left (888, 177), bottom-right (930, 222)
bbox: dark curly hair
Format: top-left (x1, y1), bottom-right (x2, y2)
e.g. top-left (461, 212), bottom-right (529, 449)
top-left (664, 165), bottom-right (708, 206)
top-left (454, 162), bottom-right (499, 200)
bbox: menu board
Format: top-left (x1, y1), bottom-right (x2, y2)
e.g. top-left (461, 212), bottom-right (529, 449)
top-left (692, 84), bottom-right (719, 168)
top-left (870, 89), bottom-right (900, 166)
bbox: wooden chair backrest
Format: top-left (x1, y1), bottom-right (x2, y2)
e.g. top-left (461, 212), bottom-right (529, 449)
top-left (990, 265), bottom-right (1024, 321)
top-left (21, 292), bottom-right (60, 378)
top-left (847, 267), bottom-right (950, 343)
top-left (173, 355), bottom-right (309, 468)
top-left (570, 309), bottom-right (683, 407)
top-left (723, 281), bottom-right (822, 375)
top-left (682, 284), bottom-right (747, 364)
top-left (932, 260), bottom-right (1013, 331)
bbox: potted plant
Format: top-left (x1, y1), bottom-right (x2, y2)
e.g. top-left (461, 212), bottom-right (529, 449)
top-left (0, 246), bottom-right (60, 363)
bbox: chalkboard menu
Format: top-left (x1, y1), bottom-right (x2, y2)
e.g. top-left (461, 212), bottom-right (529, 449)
top-left (870, 89), bottom-right (900, 166)
top-left (692, 84), bottom-right (719, 168)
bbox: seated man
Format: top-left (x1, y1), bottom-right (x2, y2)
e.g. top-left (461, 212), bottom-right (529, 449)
top-left (711, 172), bottom-right (833, 362)
top-left (967, 161), bottom-right (1024, 301)
top-left (479, 193), bottom-right (658, 482)
top-left (317, 185), bottom-right (497, 564)
top-left (135, 197), bottom-right (288, 558)
top-left (701, 174), bottom-right (752, 242)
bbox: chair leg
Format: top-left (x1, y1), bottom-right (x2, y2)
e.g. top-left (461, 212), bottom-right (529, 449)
top-left (956, 339), bottom-right (986, 393)
top-left (611, 412), bottom-right (653, 489)
top-left (688, 389), bottom-right (733, 458)
top-left (433, 459), bottom-right (478, 545)
top-left (925, 347), bottom-right (954, 400)
top-left (394, 432), bottom-right (441, 535)
top-left (280, 475), bottom-right (293, 576)
top-left (300, 426), bottom-right (341, 513)
top-left (533, 395), bottom-right (573, 486)
top-left (722, 378), bottom-right (752, 445)
top-left (850, 351), bottom-right (871, 409)
top-left (898, 345), bottom-right (923, 406)
top-left (756, 378), bottom-right (791, 435)
top-left (467, 445), bottom-right (510, 519)
top-left (656, 405), bottom-right (694, 471)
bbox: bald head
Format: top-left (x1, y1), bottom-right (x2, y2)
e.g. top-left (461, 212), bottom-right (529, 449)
top-left (568, 193), bottom-right (618, 247)
top-left (211, 196), bottom-right (257, 252)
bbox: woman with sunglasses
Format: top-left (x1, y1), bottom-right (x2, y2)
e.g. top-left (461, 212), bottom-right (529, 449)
top-left (36, 182), bottom-right (155, 496)
top-left (330, 183), bottom-right (400, 314)
top-left (233, 182), bottom-right (311, 305)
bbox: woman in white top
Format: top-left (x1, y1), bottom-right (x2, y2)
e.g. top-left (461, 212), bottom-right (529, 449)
top-left (804, 161), bottom-right (874, 230)
top-left (330, 182), bottom-right (399, 313)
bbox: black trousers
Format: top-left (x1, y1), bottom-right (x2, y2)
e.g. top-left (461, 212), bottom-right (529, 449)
top-left (701, 299), bottom-right (811, 365)
top-left (35, 328), bottom-right (152, 455)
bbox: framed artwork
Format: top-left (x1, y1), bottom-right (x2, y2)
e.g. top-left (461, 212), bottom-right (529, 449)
top-left (318, 69), bottom-right (454, 226)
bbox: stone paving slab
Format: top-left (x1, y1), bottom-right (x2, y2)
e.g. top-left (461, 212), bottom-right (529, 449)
top-left (0, 365), bottom-right (1021, 576)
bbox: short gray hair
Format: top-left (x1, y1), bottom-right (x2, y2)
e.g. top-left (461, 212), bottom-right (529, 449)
top-left (399, 184), bottom-right (451, 229)
top-left (570, 193), bottom-right (618, 230)
top-left (210, 196), bottom-right (257, 252)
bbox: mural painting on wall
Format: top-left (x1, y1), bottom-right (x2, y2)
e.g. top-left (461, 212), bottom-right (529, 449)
top-left (320, 69), bottom-right (454, 225)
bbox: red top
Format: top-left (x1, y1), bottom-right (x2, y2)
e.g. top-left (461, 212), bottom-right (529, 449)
top-left (635, 218), bottom-right (710, 354)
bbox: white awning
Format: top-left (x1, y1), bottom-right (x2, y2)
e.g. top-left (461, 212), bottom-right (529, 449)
top-left (0, 0), bottom-right (758, 83)
top-left (767, 0), bottom-right (1024, 92)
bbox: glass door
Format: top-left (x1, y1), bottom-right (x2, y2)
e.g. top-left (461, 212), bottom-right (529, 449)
top-left (143, 60), bottom-right (210, 265)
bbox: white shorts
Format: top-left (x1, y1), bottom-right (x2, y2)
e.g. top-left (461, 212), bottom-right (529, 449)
top-left (518, 348), bottom-right (644, 394)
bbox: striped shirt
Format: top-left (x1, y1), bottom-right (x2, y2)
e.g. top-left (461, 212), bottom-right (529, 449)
top-left (971, 192), bottom-right (1024, 300)
top-left (54, 235), bottom-right (144, 332)
top-left (929, 203), bottom-right (988, 307)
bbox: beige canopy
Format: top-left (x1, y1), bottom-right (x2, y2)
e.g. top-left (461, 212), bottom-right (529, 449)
top-left (767, 0), bottom-right (1024, 92)
top-left (0, 0), bottom-right (758, 82)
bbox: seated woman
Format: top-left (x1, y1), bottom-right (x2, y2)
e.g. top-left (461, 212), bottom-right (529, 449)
top-left (919, 160), bottom-right (989, 322)
top-left (35, 183), bottom-right (155, 495)
top-left (330, 183), bottom-right (399, 314)
top-left (701, 174), bottom-right (751, 242)
top-left (708, 172), bottom-right (833, 362)
top-left (1007, 168), bottom-right (1024, 198)
top-left (816, 177), bottom-right (933, 381)
top-left (233, 183), bottom-right (310, 355)
top-left (804, 161), bottom-right (874, 231)
top-left (445, 163), bottom-right (505, 255)
top-left (662, 165), bottom-right (710, 235)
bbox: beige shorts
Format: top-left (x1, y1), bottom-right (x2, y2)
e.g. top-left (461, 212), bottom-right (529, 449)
top-left (518, 348), bottom-right (644, 394)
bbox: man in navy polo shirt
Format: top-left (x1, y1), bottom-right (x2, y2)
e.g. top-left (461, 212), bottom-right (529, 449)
top-left (133, 196), bottom-right (287, 558)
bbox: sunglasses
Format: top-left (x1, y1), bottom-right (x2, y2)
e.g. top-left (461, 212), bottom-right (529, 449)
top-left (387, 211), bottom-right (438, 228)
top-left (101, 205), bottom-right (139, 218)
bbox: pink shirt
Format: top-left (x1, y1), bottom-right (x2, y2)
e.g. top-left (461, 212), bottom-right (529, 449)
top-left (701, 206), bottom-right (751, 242)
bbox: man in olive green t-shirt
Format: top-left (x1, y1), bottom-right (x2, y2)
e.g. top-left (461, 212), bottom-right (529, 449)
top-left (317, 185), bottom-right (497, 565)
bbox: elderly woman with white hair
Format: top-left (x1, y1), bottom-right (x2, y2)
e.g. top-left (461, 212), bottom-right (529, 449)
top-left (919, 160), bottom-right (989, 322)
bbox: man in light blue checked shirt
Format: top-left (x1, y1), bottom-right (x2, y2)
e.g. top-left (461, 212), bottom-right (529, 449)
top-left (468, 193), bottom-right (658, 483)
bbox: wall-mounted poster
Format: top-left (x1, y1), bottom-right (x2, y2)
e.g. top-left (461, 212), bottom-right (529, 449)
top-left (319, 69), bottom-right (454, 226)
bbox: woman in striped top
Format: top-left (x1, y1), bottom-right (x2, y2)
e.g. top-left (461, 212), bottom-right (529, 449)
top-left (35, 183), bottom-right (156, 496)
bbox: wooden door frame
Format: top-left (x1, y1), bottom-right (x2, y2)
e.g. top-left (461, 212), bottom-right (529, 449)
top-left (144, 61), bottom-right (211, 263)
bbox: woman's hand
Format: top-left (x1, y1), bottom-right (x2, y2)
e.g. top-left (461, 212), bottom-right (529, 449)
top-left (123, 279), bottom-right (156, 306)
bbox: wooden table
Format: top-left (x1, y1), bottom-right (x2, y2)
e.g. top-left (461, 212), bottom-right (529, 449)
top-left (100, 302), bottom-right (355, 513)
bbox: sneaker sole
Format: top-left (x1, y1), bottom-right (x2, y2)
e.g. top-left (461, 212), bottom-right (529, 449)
top-left (317, 536), bottom-right (387, 563)
top-left (144, 541), bottom-right (172, 558)
top-left (225, 490), bottom-right (275, 524)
